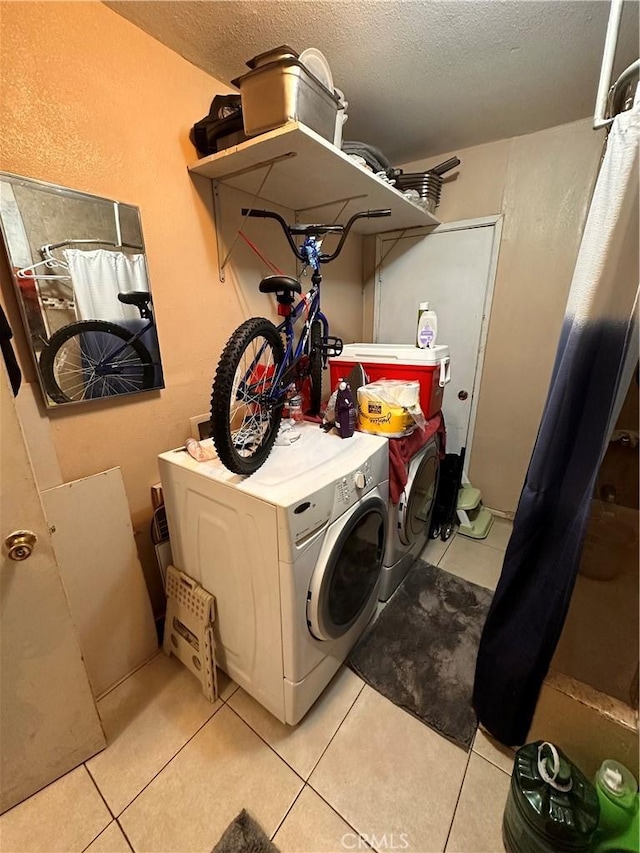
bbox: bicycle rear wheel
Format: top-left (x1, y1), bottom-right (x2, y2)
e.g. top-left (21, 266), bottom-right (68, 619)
top-left (307, 319), bottom-right (323, 415)
top-left (39, 320), bottom-right (155, 404)
top-left (211, 317), bottom-right (285, 475)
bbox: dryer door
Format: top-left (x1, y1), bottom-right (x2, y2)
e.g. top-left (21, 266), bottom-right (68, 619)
top-left (307, 495), bottom-right (387, 641)
top-left (398, 440), bottom-right (439, 547)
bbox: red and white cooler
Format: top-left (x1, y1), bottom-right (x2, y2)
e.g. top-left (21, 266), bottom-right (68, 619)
top-left (329, 343), bottom-right (451, 419)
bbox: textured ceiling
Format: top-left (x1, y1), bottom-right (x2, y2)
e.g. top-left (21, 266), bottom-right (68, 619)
top-left (105, 0), bottom-right (639, 163)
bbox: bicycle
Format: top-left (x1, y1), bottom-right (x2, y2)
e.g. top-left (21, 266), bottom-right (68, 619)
top-left (39, 291), bottom-right (161, 403)
top-left (210, 206), bottom-right (391, 475)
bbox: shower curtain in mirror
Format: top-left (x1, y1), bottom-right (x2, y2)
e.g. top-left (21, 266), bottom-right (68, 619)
top-left (473, 97), bottom-right (639, 746)
top-left (63, 248), bottom-right (149, 322)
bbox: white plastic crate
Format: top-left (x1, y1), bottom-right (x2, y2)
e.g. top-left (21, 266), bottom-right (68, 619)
top-left (163, 565), bottom-right (218, 703)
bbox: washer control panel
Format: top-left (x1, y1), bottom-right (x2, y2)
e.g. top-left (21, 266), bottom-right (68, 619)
top-left (335, 460), bottom-right (374, 509)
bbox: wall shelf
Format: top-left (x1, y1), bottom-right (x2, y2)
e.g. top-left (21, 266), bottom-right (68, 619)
top-left (188, 122), bottom-right (440, 234)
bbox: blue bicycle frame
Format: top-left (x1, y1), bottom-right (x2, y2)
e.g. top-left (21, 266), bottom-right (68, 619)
top-left (233, 207), bottom-right (391, 413)
top-left (273, 285), bottom-right (327, 396)
top-left (237, 278), bottom-right (327, 408)
top-left (92, 318), bottom-right (156, 375)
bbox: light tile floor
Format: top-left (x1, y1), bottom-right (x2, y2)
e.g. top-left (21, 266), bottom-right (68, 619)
top-left (1, 522), bottom-right (515, 853)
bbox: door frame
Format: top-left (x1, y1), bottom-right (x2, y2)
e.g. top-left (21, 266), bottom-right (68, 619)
top-left (373, 214), bottom-right (503, 465)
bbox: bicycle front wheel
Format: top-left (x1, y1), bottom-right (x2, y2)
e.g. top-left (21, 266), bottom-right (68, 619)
top-left (211, 317), bottom-right (285, 475)
top-left (39, 320), bottom-right (155, 404)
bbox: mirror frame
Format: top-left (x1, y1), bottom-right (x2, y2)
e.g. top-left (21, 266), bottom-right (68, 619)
top-left (0, 171), bottom-right (164, 408)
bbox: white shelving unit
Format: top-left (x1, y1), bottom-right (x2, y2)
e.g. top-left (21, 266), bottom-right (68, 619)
top-left (188, 122), bottom-right (440, 239)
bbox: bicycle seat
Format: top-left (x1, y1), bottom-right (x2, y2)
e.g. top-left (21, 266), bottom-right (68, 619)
top-left (258, 275), bottom-right (302, 295)
top-left (117, 291), bottom-right (151, 306)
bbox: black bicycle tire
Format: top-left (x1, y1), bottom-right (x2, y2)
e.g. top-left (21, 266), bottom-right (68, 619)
top-left (211, 316), bottom-right (285, 475)
top-left (307, 319), bottom-right (323, 415)
top-left (39, 320), bottom-right (155, 404)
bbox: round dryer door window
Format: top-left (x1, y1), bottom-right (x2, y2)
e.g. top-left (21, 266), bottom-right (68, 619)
top-left (307, 497), bottom-right (387, 641)
top-left (400, 440), bottom-right (439, 547)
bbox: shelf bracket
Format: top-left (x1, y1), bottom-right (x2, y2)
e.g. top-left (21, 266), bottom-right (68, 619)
top-left (212, 182), bottom-right (225, 283)
top-left (215, 151), bottom-right (296, 184)
top-left (215, 161), bottom-right (277, 282)
top-left (375, 230), bottom-right (409, 283)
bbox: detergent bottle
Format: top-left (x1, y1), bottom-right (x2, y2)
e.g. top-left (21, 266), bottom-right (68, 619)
top-left (416, 302), bottom-right (438, 348)
top-left (335, 380), bottom-right (356, 438)
top-left (592, 760), bottom-right (639, 853)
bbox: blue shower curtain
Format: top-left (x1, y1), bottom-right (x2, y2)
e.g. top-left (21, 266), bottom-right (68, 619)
top-left (473, 99), bottom-right (640, 746)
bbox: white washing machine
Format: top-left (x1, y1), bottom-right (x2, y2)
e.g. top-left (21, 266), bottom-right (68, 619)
top-left (158, 424), bottom-right (389, 725)
top-left (379, 434), bottom-right (440, 601)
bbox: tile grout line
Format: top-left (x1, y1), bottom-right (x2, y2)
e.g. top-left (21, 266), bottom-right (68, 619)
top-left (441, 741), bottom-right (474, 852)
top-left (224, 671), bottom-right (365, 788)
top-left (84, 763), bottom-right (115, 820)
top-left (300, 681), bottom-right (385, 843)
top-left (79, 816), bottom-right (135, 853)
top-left (473, 749), bottom-right (513, 778)
top-left (80, 826), bottom-right (109, 853)
top-left (223, 675), bottom-right (366, 840)
top-left (468, 540), bottom-right (508, 556)
top-left (223, 702), bottom-right (306, 785)
top-left (80, 766), bottom-right (116, 852)
top-left (103, 698), bottom-right (225, 820)
top-left (429, 532), bottom-right (456, 568)
top-left (87, 672), bottom-right (237, 827)
top-left (96, 649), bottom-right (163, 703)
top-left (269, 783), bottom-right (306, 842)
top-left (304, 677), bottom-right (366, 780)
top-left (303, 782), bottom-right (376, 850)
top-left (220, 681), bottom-right (240, 703)
top-left (84, 678), bottom-right (238, 850)
top-left (115, 816), bottom-right (136, 852)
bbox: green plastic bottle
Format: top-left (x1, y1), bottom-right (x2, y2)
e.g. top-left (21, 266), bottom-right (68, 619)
top-left (503, 741), bottom-right (600, 852)
top-left (592, 760), bottom-right (639, 853)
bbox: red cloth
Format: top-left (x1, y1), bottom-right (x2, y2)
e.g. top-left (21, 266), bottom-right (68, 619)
top-left (388, 411), bottom-right (446, 505)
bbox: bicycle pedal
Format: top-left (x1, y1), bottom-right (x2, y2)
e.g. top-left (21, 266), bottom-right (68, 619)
top-left (321, 336), bottom-right (343, 358)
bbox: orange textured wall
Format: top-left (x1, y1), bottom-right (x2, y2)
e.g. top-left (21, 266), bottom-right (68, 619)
top-left (0, 2), bottom-right (366, 612)
top-left (1, 2), bottom-right (237, 609)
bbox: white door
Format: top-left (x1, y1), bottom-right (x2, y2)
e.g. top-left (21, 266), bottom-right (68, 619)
top-left (0, 367), bottom-right (105, 814)
top-left (375, 218), bottom-right (502, 457)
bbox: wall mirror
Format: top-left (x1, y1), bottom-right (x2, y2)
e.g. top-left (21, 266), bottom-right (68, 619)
top-left (0, 172), bottom-right (164, 407)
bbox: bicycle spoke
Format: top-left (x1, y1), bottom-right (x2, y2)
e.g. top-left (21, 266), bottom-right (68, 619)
top-left (52, 335), bottom-right (147, 401)
top-left (228, 333), bottom-right (278, 457)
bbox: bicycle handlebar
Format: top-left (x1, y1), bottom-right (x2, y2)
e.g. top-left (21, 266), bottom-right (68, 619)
top-left (241, 208), bottom-right (301, 259)
top-left (240, 207), bottom-right (391, 264)
top-left (321, 209), bottom-right (391, 262)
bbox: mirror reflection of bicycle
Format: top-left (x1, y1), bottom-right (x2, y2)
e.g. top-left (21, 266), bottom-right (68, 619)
top-left (210, 206), bottom-right (391, 475)
top-left (39, 291), bottom-right (160, 403)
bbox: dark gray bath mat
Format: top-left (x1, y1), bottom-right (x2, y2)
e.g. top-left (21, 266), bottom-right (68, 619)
top-left (213, 810), bottom-right (278, 853)
top-left (348, 560), bottom-right (493, 749)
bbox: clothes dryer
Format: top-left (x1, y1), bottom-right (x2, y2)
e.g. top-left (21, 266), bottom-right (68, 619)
top-left (158, 424), bottom-right (388, 724)
top-left (379, 434), bottom-right (440, 601)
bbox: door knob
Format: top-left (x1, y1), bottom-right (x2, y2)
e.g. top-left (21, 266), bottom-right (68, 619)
top-left (4, 530), bottom-right (37, 561)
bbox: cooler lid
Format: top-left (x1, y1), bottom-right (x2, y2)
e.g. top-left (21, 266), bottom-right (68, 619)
top-left (334, 343), bottom-right (449, 365)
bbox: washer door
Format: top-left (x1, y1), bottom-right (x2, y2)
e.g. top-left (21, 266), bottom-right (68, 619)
top-left (398, 440), bottom-right (439, 547)
top-left (307, 495), bottom-right (387, 641)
